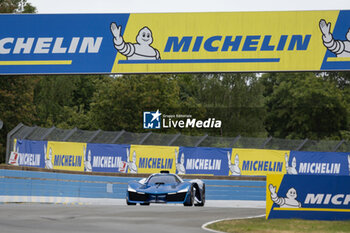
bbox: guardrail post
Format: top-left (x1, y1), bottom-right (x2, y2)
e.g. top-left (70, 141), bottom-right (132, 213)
top-left (111, 130), bottom-right (125, 144)
top-left (333, 139), bottom-right (345, 152)
top-left (194, 134), bottom-right (208, 147)
top-left (41, 126), bottom-right (56, 140)
top-left (63, 127), bottom-right (77, 141)
top-left (21, 125), bottom-right (38, 140)
top-left (296, 138), bottom-right (308, 151)
top-left (260, 136), bottom-right (273, 149)
top-left (167, 133), bottom-right (181, 146)
top-left (139, 132), bottom-right (152, 144)
top-left (87, 129), bottom-right (101, 143)
top-left (229, 135), bottom-right (241, 147)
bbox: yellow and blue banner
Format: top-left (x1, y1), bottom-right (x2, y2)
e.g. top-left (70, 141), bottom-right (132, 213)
top-left (266, 174), bottom-right (350, 220)
top-left (8, 139), bottom-right (46, 167)
top-left (8, 139), bottom-right (350, 176)
top-left (45, 141), bottom-right (86, 172)
top-left (129, 145), bottom-right (178, 174)
top-left (84, 143), bottom-right (130, 173)
top-left (287, 151), bottom-right (350, 176)
top-left (230, 149), bottom-right (288, 176)
top-left (1, 10), bottom-right (350, 74)
top-left (177, 147), bottom-right (231, 175)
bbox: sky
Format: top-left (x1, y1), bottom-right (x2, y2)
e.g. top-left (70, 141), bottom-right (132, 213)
top-left (29, 0), bottom-right (350, 14)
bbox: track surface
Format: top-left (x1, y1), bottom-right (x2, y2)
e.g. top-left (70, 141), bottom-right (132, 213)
top-left (0, 204), bottom-right (265, 233)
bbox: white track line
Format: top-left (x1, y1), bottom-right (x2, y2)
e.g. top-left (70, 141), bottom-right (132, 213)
top-left (0, 196), bottom-right (265, 208)
top-left (201, 214), bottom-right (266, 233)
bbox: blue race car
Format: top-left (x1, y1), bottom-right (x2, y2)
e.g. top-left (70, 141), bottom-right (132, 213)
top-left (126, 171), bottom-right (205, 206)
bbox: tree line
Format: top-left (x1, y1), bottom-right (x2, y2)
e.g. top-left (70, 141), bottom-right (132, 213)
top-left (1, 72), bottom-right (349, 162)
top-left (0, 1), bottom-right (349, 163)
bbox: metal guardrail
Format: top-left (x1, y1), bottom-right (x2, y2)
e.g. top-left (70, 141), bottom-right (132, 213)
top-left (6, 123), bottom-right (350, 163)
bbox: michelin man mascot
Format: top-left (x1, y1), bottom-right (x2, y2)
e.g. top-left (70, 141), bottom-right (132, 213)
top-left (110, 22), bottom-right (161, 60)
top-left (127, 150), bottom-right (138, 174)
top-left (319, 19), bottom-right (350, 57)
top-left (285, 153), bottom-right (298, 175)
top-left (228, 152), bottom-right (241, 176)
top-left (84, 146), bottom-right (92, 172)
top-left (45, 146), bottom-right (53, 170)
top-left (175, 149), bottom-right (186, 175)
top-left (269, 184), bottom-right (301, 208)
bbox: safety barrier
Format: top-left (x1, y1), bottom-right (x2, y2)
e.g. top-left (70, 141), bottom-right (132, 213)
top-left (8, 139), bottom-right (350, 177)
top-left (0, 169), bottom-right (265, 204)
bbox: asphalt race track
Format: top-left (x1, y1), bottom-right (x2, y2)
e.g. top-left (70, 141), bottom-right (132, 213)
top-left (0, 203), bottom-right (265, 233)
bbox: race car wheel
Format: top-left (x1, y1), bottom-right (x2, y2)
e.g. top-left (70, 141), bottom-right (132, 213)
top-left (184, 186), bottom-right (194, 206)
top-left (194, 184), bottom-right (205, 207)
top-left (140, 202), bottom-right (150, 206)
top-left (126, 200), bottom-right (136, 205)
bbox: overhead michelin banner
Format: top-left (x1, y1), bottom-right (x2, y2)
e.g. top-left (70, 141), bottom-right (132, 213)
top-left (1, 10), bottom-right (350, 74)
top-left (266, 174), bottom-right (350, 220)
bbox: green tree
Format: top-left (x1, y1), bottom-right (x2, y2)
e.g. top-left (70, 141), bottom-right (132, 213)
top-left (0, 0), bottom-right (36, 13)
top-left (176, 73), bottom-right (267, 137)
top-left (33, 75), bottom-right (102, 129)
top-left (90, 75), bottom-right (185, 133)
top-left (321, 72), bottom-right (350, 140)
top-left (262, 72), bottom-right (348, 139)
top-left (0, 0), bottom-right (36, 163)
top-left (0, 76), bottom-right (38, 163)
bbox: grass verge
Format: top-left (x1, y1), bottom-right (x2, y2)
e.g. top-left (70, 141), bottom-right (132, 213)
top-left (206, 217), bottom-right (350, 233)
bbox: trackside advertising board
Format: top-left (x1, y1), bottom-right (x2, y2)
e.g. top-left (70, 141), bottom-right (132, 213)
top-left (1, 10), bottom-right (350, 74)
top-left (8, 139), bottom-right (350, 176)
top-left (177, 147), bottom-right (231, 176)
top-left (286, 151), bottom-right (350, 176)
top-left (230, 149), bottom-right (288, 176)
top-left (8, 139), bottom-right (46, 168)
top-left (267, 174), bottom-right (350, 220)
top-left (45, 141), bottom-right (86, 172)
top-left (84, 143), bottom-right (130, 173)
top-left (129, 145), bottom-right (179, 174)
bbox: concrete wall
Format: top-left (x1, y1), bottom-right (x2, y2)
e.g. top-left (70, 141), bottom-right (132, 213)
top-left (0, 169), bottom-right (265, 204)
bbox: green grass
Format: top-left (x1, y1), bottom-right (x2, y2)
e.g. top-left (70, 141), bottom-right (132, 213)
top-left (207, 217), bottom-right (350, 233)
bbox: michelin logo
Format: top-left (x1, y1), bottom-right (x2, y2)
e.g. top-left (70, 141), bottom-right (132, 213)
top-left (0, 37), bottom-right (102, 54)
top-left (285, 153), bottom-right (342, 175)
top-left (143, 110), bottom-right (162, 129)
top-left (305, 193), bottom-right (350, 205)
top-left (110, 22), bottom-right (161, 60)
top-left (185, 158), bottom-right (221, 171)
top-left (320, 19), bottom-right (350, 57)
top-left (165, 34), bottom-right (311, 53)
top-left (8, 151), bottom-right (40, 166)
